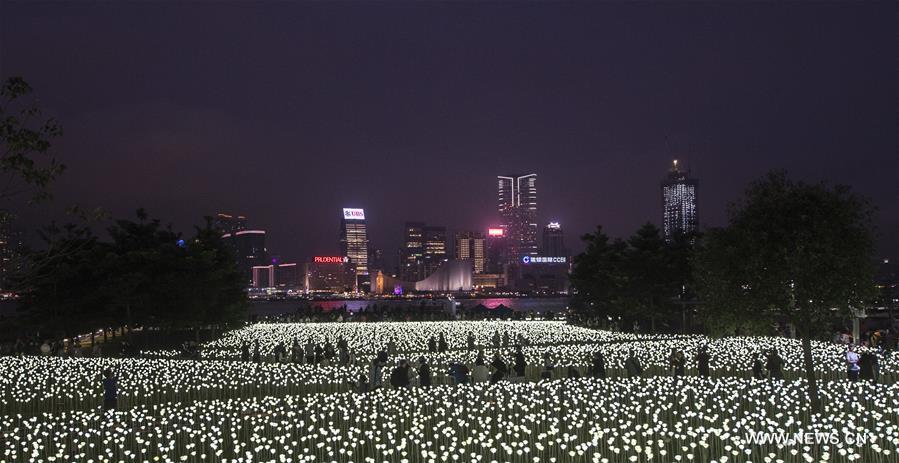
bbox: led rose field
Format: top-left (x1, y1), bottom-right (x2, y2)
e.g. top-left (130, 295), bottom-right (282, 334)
top-left (202, 321), bottom-right (653, 355)
top-left (0, 377), bottom-right (896, 463)
top-left (0, 321), bottom-right (896, 462)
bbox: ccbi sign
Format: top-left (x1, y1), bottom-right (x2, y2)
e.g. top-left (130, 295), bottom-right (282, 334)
top-left (342, 208), bottom-right (365, 220)
top-left (522, 256), bottom-right (567, 264)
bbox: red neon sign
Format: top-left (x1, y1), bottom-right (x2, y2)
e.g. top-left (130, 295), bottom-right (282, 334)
top-left (488, 228), bottom-right (504, 237)
top-left (313, 256), bottom-right (348, 263)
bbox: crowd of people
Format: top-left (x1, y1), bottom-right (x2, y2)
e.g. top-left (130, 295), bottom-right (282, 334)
top-left (844, 344), bottom-right (882, 382)
top-left (835, 327), bottom-right (897, 351)
top-left (366, 346), bottom-right (534, 390)
top-left (0, 336), bottom-right (110, 358)
top-left (239, 335), bottom-right (359, 366)
top-left (832, 326), bottom-right (891, 383)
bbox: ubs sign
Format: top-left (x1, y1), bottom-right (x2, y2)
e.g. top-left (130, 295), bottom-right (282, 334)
top-left (342, 208), bottom-right (365, 220)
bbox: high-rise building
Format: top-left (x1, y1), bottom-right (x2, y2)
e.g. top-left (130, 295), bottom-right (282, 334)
top-left (541, 222), bottom-right (566, 257)
top-left (400, 222), bottom-right (447, 280)
top-left (214, 212), bottom-right (257, 285)
top-left (339, 208), bottom-right (369, 290)
top-left (661, 159), bottom-right (698, 242)
top-left (0, 211), bottom-right (22, 290)
top-left (401, 222), bottom-right (425, 281)
top-left (213, 213), bottom-right (247, 234)
top-left (498, 174), bottom-right (538, 261)
top-left (484, 227), bottom-right (508, 274)
top-left (305, 256), bottom-right (354, 294)
top-left (513, 254), bottom-right (570, 294)
top-left (368, 247), bottom-right (385, 273)
top-left (455, 231), bottom-right (486, 274)
top-left (275, 263), bottom-right (300, 289)
top-left (422, 225), bottom-right (447, 278)
top-left (252, 265), bottom-right (275, 288)
top-left (223, 229), bottom-right (268, 286)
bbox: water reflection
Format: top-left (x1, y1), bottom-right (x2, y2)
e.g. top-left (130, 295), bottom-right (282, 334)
top-left (251, 297), bottom-right (569, 315)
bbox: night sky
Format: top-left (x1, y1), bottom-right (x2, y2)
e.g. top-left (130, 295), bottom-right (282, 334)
top-left (1, 1), bottom-right (896, 266)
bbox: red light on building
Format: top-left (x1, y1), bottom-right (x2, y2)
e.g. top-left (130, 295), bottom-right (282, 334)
top-left (488, 228), bottom-right (504, 237)
top-left (313, 256), bottom-right (348, 264)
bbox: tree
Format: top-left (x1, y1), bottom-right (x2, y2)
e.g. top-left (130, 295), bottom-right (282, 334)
top-left (572, 224), bottom-right (696, 333)
top-left (0, 77), bottom-right (64, 202)
top-left (693, 171), bottom-right (876, 410)
top-left (666, 230), bottom-right (698, 333)
top-left (104, 211), bottom-right (247, 335)
top-left (16, 210), bottom-right (247, 344)
top-left (185, 220), bottom-right (247, 334)
top-left (103, 209), bottom-right (182, 328)
top-left (570, 226), bottom-right (627, 325)
top-left (14, 223), bottom-right (109, 337)
top-left (620, 223), bottom-right (670, 332)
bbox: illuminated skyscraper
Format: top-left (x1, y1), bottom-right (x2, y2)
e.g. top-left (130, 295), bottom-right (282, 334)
top-left (400, 222), bottom-right (447, 280)
top-left (497, 173), bottom-right (538, 260)
top-left (251, 265), bottom-right (275, 288)
top-left (401, 221), bottom-right (425, 281)
top-left (422, 225), bottom-right (447, 278)
top-left (212, 213), bottom-right (247, 234)
top-left (368, 248), bottom-right (384, 273)
top-left (275, 263), bottom-right (300, 289)
top-left (455, 231), bottom-right (486, 274)
top-left (305, 257), bottom-right (354, 294)
top-left (541, 222), bottom-right (566, 257)
top-left (0, 210), bottom-right (21, 290)
top-left (661, 159), bottom-right (698, 242)
top-left (339, 208), bottom-right (369, 289)
top-left (484, 227), bottom-right (508, 274)
top-left (223, 229), bottom-right (268, 286)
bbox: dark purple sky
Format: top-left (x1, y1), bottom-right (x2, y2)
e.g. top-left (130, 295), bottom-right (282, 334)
top-left (1, 1), bottom-right (896, 266)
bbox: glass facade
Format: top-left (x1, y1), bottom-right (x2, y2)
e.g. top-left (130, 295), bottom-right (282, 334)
top-left (422, 226), bottom-right (447, 278)
top-left (455, 231), bottom-right (486, 274)
top-left (304, 261), bottom-right (354, 293)
top-left (541, 222), bottom-right (566, 257)
top-left (212, 213), bottom-right (247, 234)
top-left (0, 210), bottom-right (21, 290)
top-left (339, 208), bottom-right (369, 286)
top-left (222, 229), bottom-right (268, 287)
top-left (661, 160), bottom-right (698, 242)
top-left (498, 174), bottom-right (538, 261)
top-left (401, 221), bottom-right (425, 281)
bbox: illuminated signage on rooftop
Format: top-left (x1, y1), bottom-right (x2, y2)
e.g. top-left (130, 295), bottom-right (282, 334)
top-left (487, 228), bottom-right (504, 237)
top-left (314, 256), bottom-right (349, 264)
top-left (547, 222), bottom-right (561, 229)
top-left (234, 230), bottom-right (266, 235)
top-left (342, 208), bottom-right (365, 220)
top-left (522, 256), bottom-right (567, 264)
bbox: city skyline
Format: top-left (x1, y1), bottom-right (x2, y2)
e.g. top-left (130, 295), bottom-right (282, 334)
top-left (1, 2), bottom-right (895, 264)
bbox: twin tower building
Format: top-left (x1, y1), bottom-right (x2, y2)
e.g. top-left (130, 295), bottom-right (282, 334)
top-left (338, 173), bottom-right (568, 294)
top-left (231, 162), bottom-right (696, 294)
